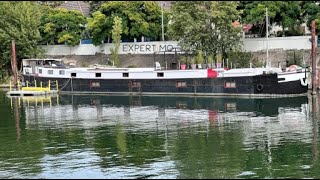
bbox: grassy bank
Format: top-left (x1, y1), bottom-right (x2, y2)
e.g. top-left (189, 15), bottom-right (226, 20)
top-left (0, 75), bottom-right (10, 87)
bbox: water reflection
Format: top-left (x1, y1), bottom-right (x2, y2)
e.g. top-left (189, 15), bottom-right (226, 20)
top-left (1, 93), bottom-right (320, 179)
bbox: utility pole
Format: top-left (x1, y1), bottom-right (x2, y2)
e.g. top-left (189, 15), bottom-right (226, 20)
top-left (311, 20), bottom-right (317, 95)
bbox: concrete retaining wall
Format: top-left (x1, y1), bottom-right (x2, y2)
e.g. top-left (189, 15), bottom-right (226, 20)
top-left (43, 36), bottom-right (314, 56)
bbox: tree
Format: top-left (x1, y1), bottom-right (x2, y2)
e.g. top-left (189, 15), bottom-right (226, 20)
top-left (87, 1), bottom-right (167, 45)
top-left (110, 16), bottom-right (123, 67)
top-left (87, 1), bottom-right (107, 16)
top-left (38, 1), bottom-right (65, 8)
top-left (168, 1), bottom-right (242, 65)
top-left (39, 8), bottom-right (87, 46)
top-left (241, 1), bottom-right (303, 36)
top-left (301, 1), bottom-right (320, 33)
top-left (0, 1), bottom-right (44, 77)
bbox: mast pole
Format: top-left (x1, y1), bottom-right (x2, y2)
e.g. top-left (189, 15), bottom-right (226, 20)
top-left (266, 7), bottom-right (269, 68)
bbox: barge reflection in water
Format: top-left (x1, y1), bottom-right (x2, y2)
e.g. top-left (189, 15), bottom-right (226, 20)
top-left (2, 93), bottom-right (320, 179)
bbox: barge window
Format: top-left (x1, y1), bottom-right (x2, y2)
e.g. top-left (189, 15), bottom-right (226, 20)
top-left (176, 81), bottom-right (187, 88)
top-left (59, 70), bottom-right (65, 75)
top-left (123, 73), bottom-right (129, 77)
top-left (96, 73), bottom-right (101, 77)
top-left (39, 69), bottom-right (42, 74)
top-left (224, 81), bottom-right (236, 88)
top-left (48, 70), bottom-right (53, 74)
top-left (71, 73), bottom-right (76, 77)
top-left (157, 72), bottom-right (164, 77)
top-left (91, 82), bottom-right (100, 87)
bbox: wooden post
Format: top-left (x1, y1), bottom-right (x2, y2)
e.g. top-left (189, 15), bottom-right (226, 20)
top-left (11, 40), bottom-right (17, 90)
top-left (312, 20), bottom-right (317, 95)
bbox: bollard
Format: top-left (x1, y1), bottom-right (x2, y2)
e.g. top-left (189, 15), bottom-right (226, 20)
top-left (26, 81), bottom-right (29, 87)
top-left (48, 80), bottom-right (51, 90)
top-left (56, 80), bottom-right (58, 91)
top-left (35, 80), bottom-right (37, 88)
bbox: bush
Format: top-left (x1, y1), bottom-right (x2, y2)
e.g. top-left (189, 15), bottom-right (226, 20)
top-left (227, 51), bottom-right (253, 68)
top-left (127, 64), bottom-right (137, 68)
top-left (286, 50), bottom-right (303, 66)
top-left (226, 51), bottom-right (264, 68)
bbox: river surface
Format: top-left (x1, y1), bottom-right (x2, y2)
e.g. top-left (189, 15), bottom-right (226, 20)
top-left (0, 91), bottom-right (320, 179)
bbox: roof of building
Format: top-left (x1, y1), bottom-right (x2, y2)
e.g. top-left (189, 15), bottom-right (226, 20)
top-left (57, 1), bottom-right (90, 17)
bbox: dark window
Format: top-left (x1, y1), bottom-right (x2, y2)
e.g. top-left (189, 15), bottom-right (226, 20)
top-left (59, 70), bottom-right (65, 75)
top-left (48, 70), bottom-right (53, 74)
top-left (39, 69), bottom-right (42, 74)
top-left (157, 72), bottom-right (164, 77)
top-left (71, 73), bottom-right (76, 77)
top-left (96, 73), bottom-right (101, 77)
top-left (123, 73), bottom-right (129, 77)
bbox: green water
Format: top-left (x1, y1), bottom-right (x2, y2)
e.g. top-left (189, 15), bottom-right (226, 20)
top-left (0, 91), bottom-right (320, 179)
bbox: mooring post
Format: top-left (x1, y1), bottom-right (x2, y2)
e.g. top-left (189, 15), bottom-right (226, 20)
top-left (311, 20), bottom-right (317, 95)
top-left (11, 40), bottom-right (17, 90)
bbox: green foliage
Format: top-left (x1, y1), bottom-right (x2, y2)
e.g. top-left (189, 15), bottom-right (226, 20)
top-left (286, 50), bottom-right (303, 67)
top-left (241, 1), bottom-right (304, 36)
top-left (180, 56), bottom-right (187, 64)
top-left (39, 8), bottom-right (86, 46)
top-left (88, 1), bottom-right (107, 16)
top-left (0, 1), bottom-right (44, 77)
top-left (110, 16), bottom-right (123, 67)
top-left (127, 64), bottom-right (137, 68)
top-left (207, 54), bottom-right (214, 64)
top-left (227, 51), bottom-right (255, 68)
top-left (87, 1), bottom-right (168, 45)
top-left (38, 1), bottom-right (65, 8)
top-left (196, 50), bottom-right (204, 64)
top-left (168, 1), bottom-right (242, 63)
top-left (191, 56), bottom-right (196, 64)
top-left (301, 1), bottom-right (320, 32)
